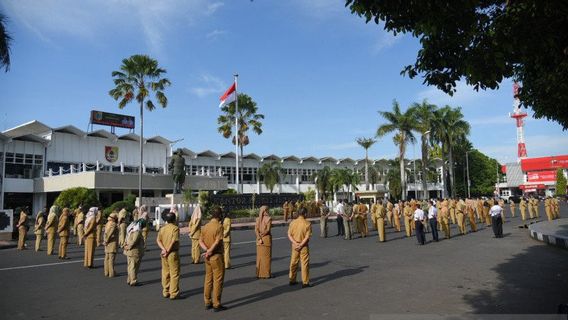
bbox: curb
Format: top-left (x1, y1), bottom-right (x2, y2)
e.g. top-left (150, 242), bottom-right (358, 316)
top-left (528, 220), bottom-right (568, 250)
top-left (0, 241), bottom-right (17, 250)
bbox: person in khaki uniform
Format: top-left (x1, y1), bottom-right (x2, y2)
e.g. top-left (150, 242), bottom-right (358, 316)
top-left (393, 202), bottom-right (401, 232)
top-left (124, 217), bottom-right (146, 286)
top-left (139, 205), bottom-right (150, 249)
top-left (75, 208), bottom-right (85, 246)
top-left (288, 207), bottom-right (312, 288)
top-left (319, 202), bottom-right (330, 237)
top-left (449, 199), bottom-right (457, 225)
top-left (57, 208), bottom-right (70, 259)
top-left (386, 201), bottom-right (394, 227)
top-left (357, 202), bottom-right (369, 238)
top-left (118, 208), bottom-right (128, 248)
top-left (509, 200), bottom-right (516, 218)
top-left (255, 205), bottom-right (272, 279)
top-left (104, 212), bottom-right (119, 277)
top-left (95, 208), bottom-right (103, 247)
top-left (16, 209), bottom-right (29, 250)
top-left (83, 207), bottom-right (97, 268)
top-left (466, 199), bottom-right (477, 232)
top-left (440, 199), bottom-right (451, 239)
top-left (343, 202), bottom-right (354, 240)
top-left (222, 213), bottom-right (231, 269)
top-left (157, 212), bottom-right (180, 299)
top-left (370, 200), bottom-right (378, 232)
top-left (34, 209), bottom-right (46, 251)
top-left (199, 207), bottom-right (226, 312)
top-left (519, 198), bottom-right (527, 221)
top-left (376, 202), bottom-right (387, 242)
top-left (403, 202), bottom-right (413, 237)
top-left (553, 197), bottom-right (560, 219)
top-left (484, 199), bottom-right (492, 226)
top-left (456, 199), bottom-right (466, 235)
top-left (283, 201), bottom-right (291, 222)
top-left (45, 206), bottom-right (59, 255)
top-left (189, 205), bottom-right (203, 264)
top-left (544, 197), bottom-right (553, 221)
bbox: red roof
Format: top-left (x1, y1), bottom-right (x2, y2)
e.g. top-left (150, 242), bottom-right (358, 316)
top-left (520, 155), bottom-right (568, 172)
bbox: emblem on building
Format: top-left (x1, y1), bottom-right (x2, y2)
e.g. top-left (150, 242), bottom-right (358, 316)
top-left (105, 146), bottom-right (119, 163)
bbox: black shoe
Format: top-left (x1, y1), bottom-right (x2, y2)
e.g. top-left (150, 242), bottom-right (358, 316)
top-left (302, 283), bottom-right (311, 288)
top-left (213, 305), bottom-right (227, 312)
top-left (205, 304), bottom-right (213, 310)
top-left (289, 281), bottom-right (298, 286)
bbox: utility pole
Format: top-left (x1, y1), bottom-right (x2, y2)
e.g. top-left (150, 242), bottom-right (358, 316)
top-left (466, 151), bottom-right (471, 198)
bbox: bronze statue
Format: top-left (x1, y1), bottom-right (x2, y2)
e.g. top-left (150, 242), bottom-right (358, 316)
top-left (169, 149), bottom-right (186, 194)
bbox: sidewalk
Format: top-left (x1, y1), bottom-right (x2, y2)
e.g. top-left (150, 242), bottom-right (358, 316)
top-left (528, 218), bottom-right (568, 249)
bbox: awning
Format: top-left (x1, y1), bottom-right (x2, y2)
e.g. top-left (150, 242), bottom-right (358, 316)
top-left (519, 184), bottom-right (546, 190)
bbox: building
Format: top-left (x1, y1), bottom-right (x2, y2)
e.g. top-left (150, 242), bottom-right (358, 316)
top-left (499, 155), bottom-right (568, 198)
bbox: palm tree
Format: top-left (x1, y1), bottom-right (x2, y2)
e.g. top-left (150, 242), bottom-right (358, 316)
top-left (109, 54), bottom-right (170, 199)
top-left (312, 166), bottom-right (331, 200)
top-left (217, 93), bottom-right (264, 191)
top-left (258, 162), bottom-right (282, 193)
top-left (431, 106), bottom-right (470, 198)
top-left (376, 101), bottom-right (417, 201)
top-left (1, 12), bottom-right (12, 72)
top-left (356, 137), bottom-right (376, 191)
top-left (411, 100), bottom-right (437, 199)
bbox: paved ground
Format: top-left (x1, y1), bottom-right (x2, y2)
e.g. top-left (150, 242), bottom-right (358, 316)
top-left (1, 202), bottom-right (567, 320)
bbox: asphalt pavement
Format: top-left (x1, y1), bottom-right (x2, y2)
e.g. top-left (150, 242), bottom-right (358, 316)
top-left (1, 202), bottom-right (567, 320)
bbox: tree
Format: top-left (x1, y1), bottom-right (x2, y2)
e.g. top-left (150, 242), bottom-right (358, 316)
top-left (258, 162), bottom-right (282, 193)
top-left (346, 1), bottom-right (568, 129)
top-left (377, 100), bottom-right (416, 200)
top-left (54, 187), bottom-right (100, 211)
top-left (356, 137), bottom-right (376, 191)
top-left (556, 169), bottom-right (567, 197)
top-left (217, 93), bottom-right (264, 192)
top-left (1, 11), bottom-right (12, 72)
top-left (385, 159), bottom-right (403, 201)
top-left (410, 100), bottom-right (437, 199)
top-left (109, 55), bottom-right (170, 200)
top-left (312, 166), bottom-right (332, 200)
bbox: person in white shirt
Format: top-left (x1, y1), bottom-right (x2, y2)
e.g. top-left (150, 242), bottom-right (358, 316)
top-left (335, 200), bottom-right (345, 237)
top-left (413, 206), bottom-right (426, 245)
top-left (428, 200), bottom-right (439, 242)
top-left (489, 202), bottom-right (504, 238)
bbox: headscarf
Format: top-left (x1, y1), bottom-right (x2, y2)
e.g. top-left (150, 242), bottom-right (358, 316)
top-left (190, 205), bottom-right (202, 224)
top-left (126, 219), bottom-right (142, 236)
top-left (255, 205), bottom-right (271, 238)
top-left (85, 207), bottom-right (97, 227)
top-left (49, 205), bottom-right (60, 217)
top-left (139, 205), bottom-right (148, 220)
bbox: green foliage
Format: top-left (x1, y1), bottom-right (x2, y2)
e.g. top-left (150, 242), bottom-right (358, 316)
top-left (269, 207), bottom-right (283, 216)
top-left (222, 188), bottom-right (237, 195)
top-left (312, 166), bottom-right (332, 200)
top-left (183, 189), bottom-right (197, 205)
top-left (1, 12), bottom-right (12, 72)
top-left (102, 194), bottom-right (136, 218)
top-left (258, 161), bottom-right (282, 193)
top-left (54, 187), bottom-right (99, 211)
top-left (198, 191), bottom-right (212, 217)
top-left (303, 188), bottom-right (316, 202)
top-left (229, 208), bottom-right (258, 218)
top-left (454, 148), bottom-right (499, 197)
top-left (556, 169), bottom-right (567, 196)
top-left (346, 1), bottom-right (568, 128)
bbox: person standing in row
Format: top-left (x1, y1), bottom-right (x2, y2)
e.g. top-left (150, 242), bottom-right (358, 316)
top-left (456, 199), bottom-right (466, 235)
top-left (414, 205), bottom-right (426, 245)
top-left (139, 206), bottom-right (150, 249)
top-left (428, 201), bottom-right (439, 242)
top-left (404, 202), bottom-right (413, 237)
top-left (490, 202), bottom-right (504, 238)
top-left (386, 200), bottom-right (394, 228)
top-left (335, 200), bottom-right (345, 237)
top-left (370, 200), bottom-right (378, 232)
top-left (83, 207), bottom-right (97, 268)
top-left (376, 202), bottom-right (386, 242)
top-left (282, 201), bottom-right (291, 222)
top-left (45, 206), bottom-right (58, 255)
top-left (104, 212), bottom-right (119, 278)
top-left (319, 201), bottom-right (330, 238)
top-left (255, 205), bottom-right (272, 279)
top-left (34, 209), bottom-right (45, 251)
top-left (393, 202), bottom-right (401, 232)
top-left (466, 200), bottom-right (477, 233)
top-left (342, 201), bottom-right (353, 240)
top-left (95, 208), bottom-right (103, 247)
top-left (57, 208), bottom-right (70, 259)
top-left (16, 208), bottom-right (28, 250)
top-left (124, 216), bottom-right (145, 286)
top-left (449, 199), bottom-right (457, 225)
top-left (222, 212), bottom-right (231, 269)
top-left (75, 207), bottom-right (85, 246)
top-left (519, 197), bottom-right (527, 221)
top-left (509, 200), bottom-right (516, 218)
top-left (199, 206), bottom-right (227, 312)
top-left (533, 197), bottom-right (540, 218)
top-left (288, 207), bottom-right (312, 288)
top-left (440, 199), bottom-right (451, 239)
top-left (118, 208), bottom-right (128, 247)
top-left (189, 205), bottom-right (202, 264)
top-left (157, 211), bottom-right (180, 300)
top-left (545, 197), bottom-right (553, 221)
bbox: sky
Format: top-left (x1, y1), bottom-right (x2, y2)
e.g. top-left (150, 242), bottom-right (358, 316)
top-left (1, 0), bottom-right (567, 164)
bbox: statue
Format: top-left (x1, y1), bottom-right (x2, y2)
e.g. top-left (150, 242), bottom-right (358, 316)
top-left (169, 149), bottom-right (186, 194)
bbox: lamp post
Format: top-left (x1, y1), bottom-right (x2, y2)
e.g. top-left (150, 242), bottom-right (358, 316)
top-left (466, 150), bottom-right (471, 198)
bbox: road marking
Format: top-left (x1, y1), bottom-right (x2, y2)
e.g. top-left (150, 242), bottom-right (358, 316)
top-left (0, 237), bottom-right (289, 272)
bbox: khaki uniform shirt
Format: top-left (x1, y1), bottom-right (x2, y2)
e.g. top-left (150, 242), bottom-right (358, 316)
top-left (222, 217), bottom-right (231, 243)
top-left (45, 212), bottom-right (58, 233)
top-left (57, 213), bottom-right (69, 237)
top-left (34, 214), bottom-right (45, 235)
top-left (288, 216), bottom-right (312, 244)
top-left (200, 218), bottom-right (223, 256)
top-left (157, 223), bottom-right (179, 252)
top-left (189, 217), bottom-right (201, 240)
top-left (125, 230), bottom-right (144, 257)
top-left (104, 220), bottom-right (119, 253)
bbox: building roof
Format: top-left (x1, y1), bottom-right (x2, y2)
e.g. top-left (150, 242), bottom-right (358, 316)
top-left (301, 156), bottom-right (319, 163)
top-left (2, 120), bottom-right (52, 138)
top-left (244, 153), bottom-right (262, 160)
top-left (219, 152), bottom-right (236, 158)
top-left (53, 125), bottom-right (86, 137)
top-left (281, 155), bottom-right (301, 162)
top-left (87, 130), bottom-right (117, 140)
top-left (146, 136), bottom-right (171, 145)
top-left (262, 154), bottom-right (281, 161)
top-left (319, 157), bottom-right (338, 164)
top-left (14, 134), bottom-right (50, 145)
top-left (118, 133), bottom-right (140, 142)
top-left (180, 148), bottom-right (197, 158)
top-left (197, 150), bottom-right (219, 158)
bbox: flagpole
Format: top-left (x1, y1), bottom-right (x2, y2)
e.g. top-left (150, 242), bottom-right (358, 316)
top-left (234, 73), bottom-right (239, 194)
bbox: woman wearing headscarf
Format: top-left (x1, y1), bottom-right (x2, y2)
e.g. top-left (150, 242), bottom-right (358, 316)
top-left (118, 208), bottom-right (128, 248)
top-left (188, 205), bottom-right (202, 264)
top-left (255, 205), bottom-right (272, 279)
top-left (139, 205), bottom-right (150, 249)
top-left (16, 208), bottom-right (29, 250)
top-left (34, 209), bottom-right (45, 251)
top-left (124, 217), bottom-right (146, 286)
top-left (57, 208), bottom-right (70, 259)
top-left (83, 207), bottom-right (98, 268)
top-left (45, 206), bottom-right (59, 255)
top-left (104, 212), bottom-right (119, 277)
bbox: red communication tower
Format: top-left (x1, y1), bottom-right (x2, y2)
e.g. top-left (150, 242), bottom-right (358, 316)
top-left (510, 82), bottom-right (528, 160)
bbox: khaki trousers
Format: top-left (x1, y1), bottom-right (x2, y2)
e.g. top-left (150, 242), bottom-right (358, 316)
top-left (456, 212), bottom-right (466, 235)
top-left (77, 225), bottom-right (84, 245)
top-left (119, 223), bottom-right (126, 247)
top-left (35, 233), bottom-right (43, 251)
top-left (377, 218), bottom-right (386, 242)
top-left (104, 252), bottom-right (116, 277)
top-left (161, 251), bottom-right (180, 298)
top-left (204, 254), bottom-right (225, 308)
top-left (191, 239), bottom-right (201, 264)
top-left (393, 216), bottom-right (401, 232)
top-left (520, 208), bottom-right (527, 221)
top-left (404, 217), bottom-right (412, 237)
top-left (127, 255), bottom-right (141, 285)
top-left (47, 231), bottom-right (56, 255)
top-left (441, 217), bottom-right (451, 239)
top-left (484, 208), bottom-right (491, 226)
top-left (468, 214), bottom-right (477, 232)
top-left (84, 237), bottom-right (95, 267)
top-left (223, 242), bottom-right (231, 269)
top-left (450, 208), bottom-right (456, 224)
top-left (142, 229), bottom-right (149, 248)
top-left (96, 225), bottom-right (103, 246)
top-left (289, 246), bottom-right (310, 285)
top-left (58, 236), bottom-right (68, 258)
top-left (17, 227), bottom-right (26, 250)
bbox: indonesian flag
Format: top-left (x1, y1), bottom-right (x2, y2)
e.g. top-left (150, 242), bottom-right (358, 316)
top-left (219, 83), bottom-right (236, 108)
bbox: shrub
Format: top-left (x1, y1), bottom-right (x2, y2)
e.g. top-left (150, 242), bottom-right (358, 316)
top-left (54, 187), bottom-right (99, 211)
top-left (269, 208), bottom-right (283, 216)
top-left (303, 188), bottom-right (316, 202)
top-left (102, 194), bottom-right (136, 218)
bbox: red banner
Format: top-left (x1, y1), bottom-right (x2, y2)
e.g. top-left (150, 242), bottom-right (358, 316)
top-left (519, 184), bottom-right (546, 190)
top-left (521, 155), bottom-right (568, 171)
top-left (527, 170), bottom-right (556, 183)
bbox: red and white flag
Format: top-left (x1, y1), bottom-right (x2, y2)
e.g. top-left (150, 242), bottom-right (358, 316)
top-left (219, 82), bottom-right (236, 108)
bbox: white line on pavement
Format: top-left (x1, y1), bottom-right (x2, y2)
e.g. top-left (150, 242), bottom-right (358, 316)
top-left (0, 237), bottom-right (289, 272)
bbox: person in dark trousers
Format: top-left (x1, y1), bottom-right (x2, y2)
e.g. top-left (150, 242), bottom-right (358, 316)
top-left (428, 200), bottom-right (439, 242)
top-left (413, 205), bottom-right (426, 245)
top-left (335, 200), bottom-right (345, 237)
top-left (489, 202), bottom-right (504, 238)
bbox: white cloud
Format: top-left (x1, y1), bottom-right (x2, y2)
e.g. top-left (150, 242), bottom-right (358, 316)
top-left (190, 74), bottom-right (226, 98)
top-left (416, 80), bottom-right (500, 107)
top-left (373, 31), bottom-right (403, 54)
top-left (206, 29), bottom-right (227, 40)
top-left (205, 2), bottom-right (224, 15)
top-left (480, 134), bottom-right (568, 163)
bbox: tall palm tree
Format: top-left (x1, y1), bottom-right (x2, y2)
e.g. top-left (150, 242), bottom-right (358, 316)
top-left (312, 166), bottom-right (331, 200)
top-left (258, 161), bottom-right (282, 193)
top-left (109, 54), bottom-right (170, 199)
top-left (431, 106), bottom-right (470, 198)
top-left (411, 100), bottom-right (437, 199)
top-left (1, 12), bottom-right (12, 72)
top-left (217, 93), bottom-right (264, 191)
top-left (356, 137), bottom-right (376, 191)
top-left (376, 101), bottom-right (417, 201)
